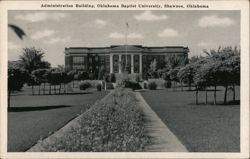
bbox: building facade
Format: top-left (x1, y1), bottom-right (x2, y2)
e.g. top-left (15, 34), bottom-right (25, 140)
top-left (65, 45), bottom-right (189, 78)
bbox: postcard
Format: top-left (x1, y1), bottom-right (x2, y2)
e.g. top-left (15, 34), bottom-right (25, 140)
top-left (0, 0), bottom-right (249, 158)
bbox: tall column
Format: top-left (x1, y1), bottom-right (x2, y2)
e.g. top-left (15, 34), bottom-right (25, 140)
top-left (131, 54), bottom-right (134, 74)
top-left (118, 54), bottom-right (122, 73)
top-left (139, 54), bottom-right (142, 73)
top-left (110, 54), bottom-right (113, 73)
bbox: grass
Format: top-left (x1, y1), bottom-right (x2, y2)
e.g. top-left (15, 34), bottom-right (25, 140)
top-left (36, 88), bottom-right (149, 152)
top-left (8, 86), bottom-right (108, 152)
top-left (141, 86), bottom-right (240, 152)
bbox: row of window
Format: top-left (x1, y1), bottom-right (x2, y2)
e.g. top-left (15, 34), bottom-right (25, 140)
top-left (70, 54), bottom-right (185, 73)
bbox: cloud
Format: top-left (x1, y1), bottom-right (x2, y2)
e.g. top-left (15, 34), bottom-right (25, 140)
top-left (109, 32), bottom-right (125, 39)
top-left (158, 28), bottom-right (179, 38)
top-left (15, 12), bottom-right (68, 22)
top-left (43, 37), bottom-right (71, 44)
top-left (8, 42), bottom-right (21, 50)
top-left (95, 19), bottom-right (107, 28)
top-left (198, 15), bottom-right (235, 28)
top-left (31, 30), bottom-right (55, 40)
top-left (128, 33), bottom-right (143, 39)
top-left (109, 32), bottom-right (144, 39)
top-left (134, 11), bottom-right (167, 21)
top-left (197, 42), bottom-right (210, 47)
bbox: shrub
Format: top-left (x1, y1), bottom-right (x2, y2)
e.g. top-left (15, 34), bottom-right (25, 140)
top-left (96, 84), bottom-right (102, 91)
top-left (110, 73), bottom-right (116, 83)
top-left (143, 82), bottom-right (148, 89)
top-left (148, 78), bottom-right (165, 89)
top-left (37, 88), bottom-right (149, 152)
top-left (124, 81), bottom-right (142, 90)
top-left (135, 74), bottom-right (141, 82)
top-left (79, 81), bottom-right (91, 90)
top-left (148, 81), bottom-right (157, 90)
top-left (104, 74), bottom-right (110, 83)
top-left (77, 71), bottom-right (89, 80)
top-left (106, 82), bottom-right (114, 89)
top-left (88, 73), bottom-right (95, 80)
top-left (8, 67), bottom-right (27, 91)
top-left (116, 73), bottom-right (130, 87)
top-left (164, 81), bottom-right (172, 88)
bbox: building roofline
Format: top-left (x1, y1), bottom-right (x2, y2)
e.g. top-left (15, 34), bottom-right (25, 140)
top-left (65, 45), bottom-right (189, 50)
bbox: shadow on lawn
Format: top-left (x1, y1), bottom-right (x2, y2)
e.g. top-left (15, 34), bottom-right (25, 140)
top-left (188, 100), bottom-right (240, 106)
top-left (185, 89), bottom-right (223, 92)
top-left (8, 105), bottom-right (72, 112)
top-left (25, 92), bottom-right (93, 96)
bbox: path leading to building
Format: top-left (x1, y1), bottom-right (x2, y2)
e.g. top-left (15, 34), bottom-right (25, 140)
top-left (135, 92), bottom-right (188, 152)
top-left (8, 90), bottom-right (108, 152)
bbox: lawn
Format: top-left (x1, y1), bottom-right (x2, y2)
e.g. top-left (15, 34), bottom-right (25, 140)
top-left (141, 86), bottom-right (240, 152)
top-left (8, 86), bottom-right (108, 152)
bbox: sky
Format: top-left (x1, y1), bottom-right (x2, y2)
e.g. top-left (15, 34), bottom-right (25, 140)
top-left (8, 10), bottom-right (240, 67)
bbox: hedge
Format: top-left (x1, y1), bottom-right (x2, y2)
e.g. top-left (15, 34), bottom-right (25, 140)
top-left (148, 81), bottom-right (157, 90)
top-left (38, 88), bottom-right (149, 152)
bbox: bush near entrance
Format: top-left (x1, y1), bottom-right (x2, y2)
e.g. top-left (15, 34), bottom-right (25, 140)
top-left (148, 81), bottom-right (157, 90)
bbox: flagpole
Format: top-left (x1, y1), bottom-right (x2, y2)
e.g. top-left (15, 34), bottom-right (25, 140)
top-left (125, 22), bottom-right (128, 72)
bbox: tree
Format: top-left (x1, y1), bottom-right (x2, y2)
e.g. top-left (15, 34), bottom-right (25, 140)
top-left (203, 46), bottom-right (240, 104)
top-left (178, 63), bottom-right (196, 91)
top-left (8, 24), bottom-right (26, 40)
top-left (61, 71), bottom-right (72, 94)
top-left (167, 55), bottom-right (188, 69)
top-left (31, 69), bottom-right (48, 95)
top-left (169, 67), bottom-right (181, 91)
top-left (49, 70), bottom-right (62, 94)
top-left (8, 66), bottom-right (27, 108)
top-left (189, 56), bottom-right (200, 63)
top-left (148, 59), bottom-right (158, 78)
top-left (98, 66), bottom-right (106, 80)
top-left (19, 47), bottom-right (50, 74)
top-left (161, 55), bottom-right (188, 89)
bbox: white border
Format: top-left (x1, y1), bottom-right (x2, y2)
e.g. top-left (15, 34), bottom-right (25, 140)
top-left (0, 1), bottom-right (249, 158)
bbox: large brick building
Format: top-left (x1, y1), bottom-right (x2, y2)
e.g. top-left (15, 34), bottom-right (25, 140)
top-left (65, 45), bottom-right (189, 77)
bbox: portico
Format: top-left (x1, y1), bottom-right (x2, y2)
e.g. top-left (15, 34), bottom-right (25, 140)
top-left (109, 53), bottom-right (142, 74)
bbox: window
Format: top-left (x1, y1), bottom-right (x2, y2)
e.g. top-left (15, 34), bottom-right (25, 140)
top-left (105, 55), bottom-right (110, 73)
top-left (134, 55), bottom-right (139, 73)
top-left (113, 55), bottom-right (119, 73)
top-left (73, 56), bottom-right (86, 70)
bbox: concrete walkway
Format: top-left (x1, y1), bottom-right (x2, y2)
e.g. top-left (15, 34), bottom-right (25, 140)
top-left (135, 92), bottom-right (188, 152)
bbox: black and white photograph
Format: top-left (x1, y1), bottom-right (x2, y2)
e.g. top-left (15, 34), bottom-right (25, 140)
top-left (1, 1), bottom-right (249, 158)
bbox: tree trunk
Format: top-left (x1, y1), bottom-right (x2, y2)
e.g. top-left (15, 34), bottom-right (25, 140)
top-left (59, 84), bottom-right (61, 94)
top-left (64, 83), bottom-right (66, 94)
top-left (172, 81), bottom-right (174, 91)
top-left (233, 83), bottom-right (236, 102)
top-left (54, 85), bottom-right (56, 94)
top-left (205, 86), bottom-right (208, 105)
top-left (49, 84), bottom-right (51, 95)
top-left (181, 82), bottom-right (183, 91)
top-left (224, 85), bottom-right (228, 105)
top-left (188, 81), bottom-right (191, 91)
top-left (73, 80), bottom-right (74, 88)
top-left (196, 86), bottom-right (198, 105)
top-left (38, 85), bottom-right (41, 95)
top-left (8, 91), bottom-right (11, 109)
top-left (32, 85), bottom-right (34, 95)
top-left (43, 83), bottom-right (46, 95)
top-left (214, 85), bottom-right (217, 105)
